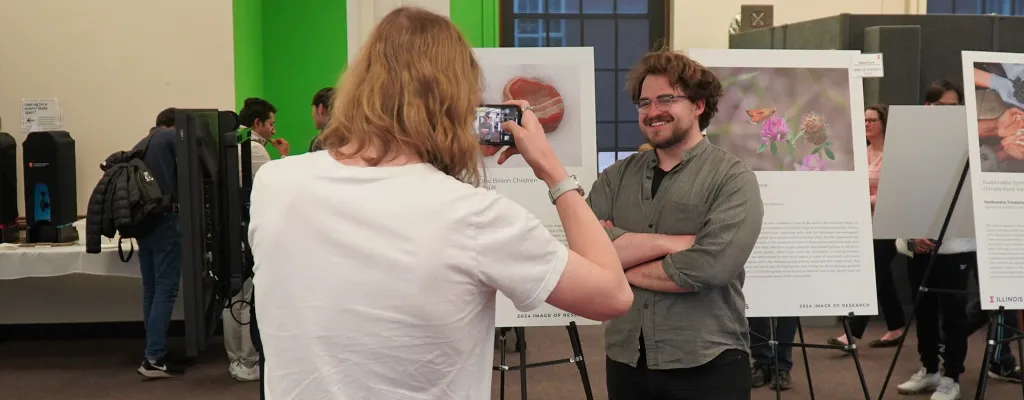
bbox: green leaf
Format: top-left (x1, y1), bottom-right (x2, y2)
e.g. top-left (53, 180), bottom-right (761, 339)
top-left (757, 143), bottom-right (766, 153)
top-left (770, 142), bottom-right (777, 155)
top-left (824, 147), bottom-right (835, 160)
top-left (786, 141), bottom-right (796, 154)
top-left (811, 146), bottom-right (821, 155)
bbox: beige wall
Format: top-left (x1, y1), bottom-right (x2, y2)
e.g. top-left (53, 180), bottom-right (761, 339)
top-left (673, 0), bottom-right (928, 51)
top-left (347, 0), bottom-right (451, 62)
top-left (0, 0), bottom-right (236, 216)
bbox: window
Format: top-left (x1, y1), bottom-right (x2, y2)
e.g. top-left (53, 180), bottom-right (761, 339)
top-left (928, 0), bottom-right (1024, 15)
top-left (501, 0), bottom-right (670, 172)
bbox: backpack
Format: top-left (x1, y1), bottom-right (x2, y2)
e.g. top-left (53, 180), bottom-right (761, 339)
top-left (110, 134), bottom-right (171, 261)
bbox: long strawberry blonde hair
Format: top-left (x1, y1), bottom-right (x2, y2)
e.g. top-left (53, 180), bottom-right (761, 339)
top-left (319, 6), bottom-right (484, 186)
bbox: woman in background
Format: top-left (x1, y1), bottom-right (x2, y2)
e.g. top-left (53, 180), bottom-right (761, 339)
top-left (827, 104), bottom-right (907, 349)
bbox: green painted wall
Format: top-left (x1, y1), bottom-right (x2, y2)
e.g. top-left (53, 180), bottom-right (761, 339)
top-left (450, 0), bottom-right (500, 48)
top-left (233, 0), bottom-right (264, 111)
top-left (261, 0), bottom-right (348, 156)
top-left (233, 0), bottom-right (499, 155)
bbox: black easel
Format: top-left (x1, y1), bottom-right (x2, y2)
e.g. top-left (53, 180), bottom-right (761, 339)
top-left (493, 322), bottom-right (593, 400)
top-left (874, 162), bottom-right (1016, 399)
top-left (750, 314), bottom-right (872, 400)
top-left (974, 306), bottom-right (1024, 399)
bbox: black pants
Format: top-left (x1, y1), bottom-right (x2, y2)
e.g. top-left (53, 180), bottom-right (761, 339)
top-left (847, 239), bottom-right (906, 338)
top-left (250, 289), bottom-right (264, 400)
top-left (607, 342), bottom-right (750, 400)
top-left (908, 251), bottom-right (972, 378)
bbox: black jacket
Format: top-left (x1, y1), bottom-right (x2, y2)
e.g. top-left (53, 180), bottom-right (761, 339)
top-left (85, 150), bottom-right (145, 254)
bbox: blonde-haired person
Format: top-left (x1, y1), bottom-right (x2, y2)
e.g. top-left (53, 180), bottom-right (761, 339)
top-left (638, 143), bottom-right (654, 152)
top-left (246, 6), bottom-right (632, 399)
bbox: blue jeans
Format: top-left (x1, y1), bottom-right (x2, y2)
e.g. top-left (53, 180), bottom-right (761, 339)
top-left (749, 317), bottom-right (798, 372)
top-left (137, 216), bottom-right (181, 362)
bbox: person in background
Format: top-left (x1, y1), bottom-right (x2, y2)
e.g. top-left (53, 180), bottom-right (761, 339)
top-left (924, 78), bottom-right (1021, 389)
top-left (248, 7), bottom-right (632, 399)
top-left (590, 49), bottom-right (764, 400)
top-left (749, 317), bottom-right (798, 390)
top-left (223, 97), bottom-right (285, 382)
top-left (133, 108), bottom-right (185, 379)
top-left (638, 143), bottom-right (653, 152)
top-left (239, 97), bottom-right (290, 175)
top-left (828, 104), bottom-right (907, 350)
top-left (309, 87), bottom-right (335, 152)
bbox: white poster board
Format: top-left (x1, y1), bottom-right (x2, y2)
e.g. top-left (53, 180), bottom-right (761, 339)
top-left (688, 49), bottom-right (877, 318)
top-left (961, 51), bottom-right (1024, 310)
top-left (474, 47), bottom-right (601, 328)
top-left (873, 106), bottom-right (975, 240)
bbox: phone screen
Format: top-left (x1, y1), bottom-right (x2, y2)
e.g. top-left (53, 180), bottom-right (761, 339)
top-left (476, 105), bottom-right (521, 146)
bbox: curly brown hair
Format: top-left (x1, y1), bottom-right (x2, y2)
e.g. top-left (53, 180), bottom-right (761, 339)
top-left (625, 49), bottom-right (724, 131)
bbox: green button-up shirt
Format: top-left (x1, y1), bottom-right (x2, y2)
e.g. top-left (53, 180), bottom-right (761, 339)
top-left (587, 137), bottom-right (764, 369)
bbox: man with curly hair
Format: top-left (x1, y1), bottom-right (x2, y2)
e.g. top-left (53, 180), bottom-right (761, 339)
top-left (587, 49), bottom-right (764, 399)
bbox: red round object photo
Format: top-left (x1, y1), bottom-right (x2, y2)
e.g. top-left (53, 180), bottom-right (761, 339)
top-left (502, 76), bottom-right (565, 133)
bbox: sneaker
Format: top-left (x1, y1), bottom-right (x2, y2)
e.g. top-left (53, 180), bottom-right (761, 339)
top-left (751, 365), bottom-right (768, 388)
top-left (988, 364), bottom-right (1023, 383)
top-left (233, 363), bottom-right (260, 382)
top-left (137, 358), bottom-right (184, 379)
top-left (228, 360), bottom-right (241, 379)
top-left (929, 377), bottom-right (960, 400)
top-left (770, 369), bottom-right (792, 391)
top-left (897, 367), bottom-right (941, 394)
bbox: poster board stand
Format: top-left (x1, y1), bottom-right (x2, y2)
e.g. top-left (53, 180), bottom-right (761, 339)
top-left (493, 323), bottom-right (598, 400)
top-left (493, 322), bottom-right (593, 400)
top-left (751, 314), bottom-right (872, 400)
top-left (871, 106), bottom-right (1024, 399)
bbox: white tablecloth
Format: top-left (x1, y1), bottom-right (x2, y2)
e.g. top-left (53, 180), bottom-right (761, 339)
top-left (0, 219), bottom-right (140, 280)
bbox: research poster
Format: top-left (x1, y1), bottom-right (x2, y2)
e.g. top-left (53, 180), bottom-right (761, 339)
top-left (474, 47), bottom-right (600, 328)
top-left (961, 51), bottom-right (1024, 310)
top-left (688, 49), bottom-right (877, 318)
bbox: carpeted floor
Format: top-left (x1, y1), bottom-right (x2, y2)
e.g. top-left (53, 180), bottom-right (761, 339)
top-left (1, 322), bottom-right (1022, 400)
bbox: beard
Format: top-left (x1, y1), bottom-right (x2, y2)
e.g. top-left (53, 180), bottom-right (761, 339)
top-left (643, 114), bottom-right (689, 149)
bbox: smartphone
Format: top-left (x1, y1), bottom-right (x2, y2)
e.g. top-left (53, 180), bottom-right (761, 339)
top-left (475, 104), bottom-right (522, 146)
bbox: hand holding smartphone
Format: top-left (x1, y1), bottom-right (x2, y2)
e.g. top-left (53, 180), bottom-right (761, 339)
top-left (480, 100), bottom-right (567, 186)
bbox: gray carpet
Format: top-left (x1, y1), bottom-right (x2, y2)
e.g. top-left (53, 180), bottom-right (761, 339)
top-left (1, 323), bottom-right (1021, 400)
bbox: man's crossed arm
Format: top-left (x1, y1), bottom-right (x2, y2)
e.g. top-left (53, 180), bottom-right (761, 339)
top-left (594, 171), bottom-right (764, 294)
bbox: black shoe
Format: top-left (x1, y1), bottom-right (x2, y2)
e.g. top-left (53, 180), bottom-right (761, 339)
top-left (137, 358), bottom-right (184, 379)
top-left (770, 369), bottom-right (793, 391)
top-left (989, 364), bottom-right (1023, 383)
top-left (751, 365), bottom-right (769, 388)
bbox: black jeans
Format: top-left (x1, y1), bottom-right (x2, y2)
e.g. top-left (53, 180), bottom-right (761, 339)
top-left (908, 251), bottom-right (972, 378)
top-left (607, 344), bottom-right (750, 400)
top-left (847, 239), bottom-right (906, 338)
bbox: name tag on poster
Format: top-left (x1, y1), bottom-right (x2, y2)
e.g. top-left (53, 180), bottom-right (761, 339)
top-left (852, 54), bottom-right (884, 78)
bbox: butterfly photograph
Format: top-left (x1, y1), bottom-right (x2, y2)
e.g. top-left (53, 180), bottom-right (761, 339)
top-left (704, 66), bottom-right (856, 172)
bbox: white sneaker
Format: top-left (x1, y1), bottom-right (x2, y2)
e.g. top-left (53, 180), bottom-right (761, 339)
top-left (233, 364), bottom-right (260, 382)
top-left (929, 377), bottom-right (960, 400)
top-left (228, 360), bottom-right (241, 378)
top-left (897, 367), bottom-right (942, 394)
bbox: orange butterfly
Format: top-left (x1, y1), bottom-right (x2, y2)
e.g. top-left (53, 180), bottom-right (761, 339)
top-left (746, 108), bottom-right (776, 124)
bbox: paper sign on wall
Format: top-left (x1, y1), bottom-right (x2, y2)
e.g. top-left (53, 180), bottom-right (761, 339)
top-left (852, 54), bottom-right (884, 78)
top-left (21, 98), bottom-right (63, 133)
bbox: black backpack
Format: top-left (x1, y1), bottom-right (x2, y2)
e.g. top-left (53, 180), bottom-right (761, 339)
top-left (107, 135), bottom-right (171, 261)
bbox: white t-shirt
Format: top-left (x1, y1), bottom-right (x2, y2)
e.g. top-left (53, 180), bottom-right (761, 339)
top-left (248, 151), bottom-right (568, 400)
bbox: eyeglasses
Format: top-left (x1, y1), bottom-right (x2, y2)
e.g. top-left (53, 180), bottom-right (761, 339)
top-left (865, 118), bottom-right (880, 124)
top-left (634, 94), bottom-right (688, 113)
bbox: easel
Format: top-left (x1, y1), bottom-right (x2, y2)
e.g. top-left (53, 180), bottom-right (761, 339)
top-left (876, 162), bottom-right (1024, 399)
top-left (750, 314), bottom-right (872, 400)
top-left (493, 322), bottom-right (593, 400)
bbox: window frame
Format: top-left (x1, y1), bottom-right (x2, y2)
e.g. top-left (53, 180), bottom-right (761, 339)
top-left (498, 0), bottom-right (671, 171)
